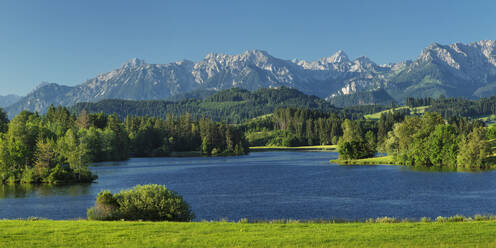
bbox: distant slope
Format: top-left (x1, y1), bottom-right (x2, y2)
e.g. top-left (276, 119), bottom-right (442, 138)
top-left (167, 89), bottom-right (217, 101)
top-left (71, 87), bottom-right (340, 123)
top-left (385, 41), bottom-right (496, 101)
top-left (6, 83), bottom-right (73, 118)
top-left (364, 106), bottom-right (429, 120)
top-left (328, 89), bottom-right (395, 107)
top-left (0, 94), bottom-right (21, 108)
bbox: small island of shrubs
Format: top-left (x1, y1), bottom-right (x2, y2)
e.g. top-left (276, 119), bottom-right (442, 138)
top-left (87, 184), bottom-right (194, 222)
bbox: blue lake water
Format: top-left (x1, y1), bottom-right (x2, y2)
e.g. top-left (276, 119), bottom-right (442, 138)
top-left (1, 151), bottom-right (496, 220)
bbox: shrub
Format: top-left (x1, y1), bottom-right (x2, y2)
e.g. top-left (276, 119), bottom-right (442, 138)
top-left (87, 184), bottom-right (194, 221)
top-left (338, 140), bottom-right (375, 160)
top-left (435, 216), bottom-right (447, 223)
top-left (448, 215), bottom-right (465, 222)
top-left (487, 125), bottom-right (496, 140)
top-left (375, 217), bottom-right (399, 223)
top-left (20, 167), bottom-right (37, 184)
top-left (87, 191), bottom-right (120, 220)
top-left (7, 175), bottom-right (16, 184)
top-left (365, 218), bottom-right (375, 223)
top-left (474, 214), bottom-right (490, 221)
top-left (45, 165), bottom-right (75, 184)
top-left (420, 217), bottom-right (431, 223)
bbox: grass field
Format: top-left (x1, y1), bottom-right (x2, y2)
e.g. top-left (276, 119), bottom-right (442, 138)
top-left (330, 155), bottom-right (395, 165)
top-left (1, 220), bottom-right (496, 247)
top-left (364, 106), bottom-right (429, 120)
top-left (250, 145), bottom-right (337, 151)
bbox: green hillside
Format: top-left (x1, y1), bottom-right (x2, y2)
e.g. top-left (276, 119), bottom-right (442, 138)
top-left (364, 106), bottom-right (429, 120)
top-left (71, 87), bottom-right (340, 123)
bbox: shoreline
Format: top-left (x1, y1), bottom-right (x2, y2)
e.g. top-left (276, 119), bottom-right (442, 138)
top-left (250, 145), bottom-right (337, 152)
top-left (330, 155), bottom-right (395, 165)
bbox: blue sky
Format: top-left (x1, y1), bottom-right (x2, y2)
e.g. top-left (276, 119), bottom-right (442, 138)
top-left (1, 0), bottom-right (495, 95)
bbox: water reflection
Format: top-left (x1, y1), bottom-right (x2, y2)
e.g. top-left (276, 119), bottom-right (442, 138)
top-left (1, 151), bottom-right (496, 221)
top-left (0, 183), bottom-right (91, 199)
top-left (400, 165), bottom-right (489, 173)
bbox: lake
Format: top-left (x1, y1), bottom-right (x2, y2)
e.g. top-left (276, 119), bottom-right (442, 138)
top-left (1, 151), bottom-right (496, 221)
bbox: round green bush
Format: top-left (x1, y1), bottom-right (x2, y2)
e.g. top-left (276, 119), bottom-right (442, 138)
top-left (87, 184), bottom-right (194, 221)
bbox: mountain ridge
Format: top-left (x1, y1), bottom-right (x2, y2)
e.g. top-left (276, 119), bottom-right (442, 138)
top-left (0, 94), bottom-right (21, 108)
top-left (6, 40), bottom-right (496, 117)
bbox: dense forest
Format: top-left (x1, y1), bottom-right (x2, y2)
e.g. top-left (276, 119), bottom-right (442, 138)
top-left (406, 95), bottom-right (496, 119)
top-left (243, 104), bottom-right (493, 169)
top-left (242, 108), bottom-right (345, 146)
top-left (71, 87), bottom-right (496, 126)
top-left (3, 87), bottom-right (496, 185)
top-left (241, 107), bottom-right (406, 149)
top-left (381, 112), bottom-right (489, 169)
top-left (70, 87), bottom-right (371, 123)
top-left (0, 105), bottom-right (248, 185)
top-left (336, 109), bottom-right (491, 169)
top-left (245, 106), bottom-right (494, 169)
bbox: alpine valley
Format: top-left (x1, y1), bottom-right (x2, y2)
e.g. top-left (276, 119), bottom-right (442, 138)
top-left (5, 40), bottom-right (496, 117)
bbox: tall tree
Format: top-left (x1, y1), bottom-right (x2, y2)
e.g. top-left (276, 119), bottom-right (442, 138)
top-left (0, 108), bottom-right (8, 133)
top-left (75, 109), bottom-right (90, 129)
top-left (34, 139), bottom-right (59, 179)
top-left (457, 127), bottom-right (491, 169)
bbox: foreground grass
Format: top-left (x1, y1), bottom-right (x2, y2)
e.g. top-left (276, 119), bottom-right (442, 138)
top-left (1, 220), bottom-right (496, 247)
top-left (331, 155), bottom-right (395, 165)
top-left (250, 145), bottom-right (337, 151)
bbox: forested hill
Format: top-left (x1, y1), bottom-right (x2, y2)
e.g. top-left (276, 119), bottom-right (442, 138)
top-left (71, 87), bottom-right (341, 123)
top-left (328, 89), bottom-right (396, 107)
top-left (399, 95), bottom-right (496, 119)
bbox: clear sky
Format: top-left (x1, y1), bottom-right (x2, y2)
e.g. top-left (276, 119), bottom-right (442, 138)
top-left (1, 0), bottom-right (495, 95)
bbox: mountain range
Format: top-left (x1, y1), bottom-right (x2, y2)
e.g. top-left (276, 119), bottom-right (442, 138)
top-left (5, 40), bottom-right (496, 117)
top-left (0, 94), bottom-right (21, 108)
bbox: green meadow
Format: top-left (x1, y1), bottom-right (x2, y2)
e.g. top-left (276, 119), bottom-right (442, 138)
top-left (364, 105), bottom-right (429, 120)
top-left (1, 219), bottom-right (496, 247)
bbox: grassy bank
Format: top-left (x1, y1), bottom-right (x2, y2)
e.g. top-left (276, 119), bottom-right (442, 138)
top-left (250, 145), bottom-right (337, 152)
top-left (1, 219), bottom-right (496, 247)
top-left (330, 155), bottom-right (396, 165)
top-left (331, 155), bottom-right (496, 170)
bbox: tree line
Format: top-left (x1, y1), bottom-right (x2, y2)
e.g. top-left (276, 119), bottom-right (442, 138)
top-left (337, 110), bottom-right (492, 169)
top-left (243, 107), bottom-right (407, 149)
top-left (406, 95), bottom-right (496, 119)
top-left (380, 112), bottom-right (489, 169)
top-left (259, 107), bottom-right (491, 169)
top-left (242, 108), bottom-right (345, 147)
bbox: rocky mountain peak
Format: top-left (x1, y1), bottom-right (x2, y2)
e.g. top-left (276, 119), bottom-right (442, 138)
top-left (122, 58), bottom-right (146, 68)
top-left (243, 49), bottom-right (270, 57)
top-left (419, 43), bottom-right (461, 69)
top-left (325, 50), bottom-right (350, 64)
top-left (472, 40), bottom-right (496, 66)
top-left (200, 49), bottom-right (275, 71)
top-left (350, 56), bottom-right (377, 72)
top-left (31, 81), bottom-right (59, 93)
top-left (475, 40), bottom-right (496, 48)
top-left (354, 56), bottom-right (375, 65)
top-left (8, 40), bottom-right (496, 117)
